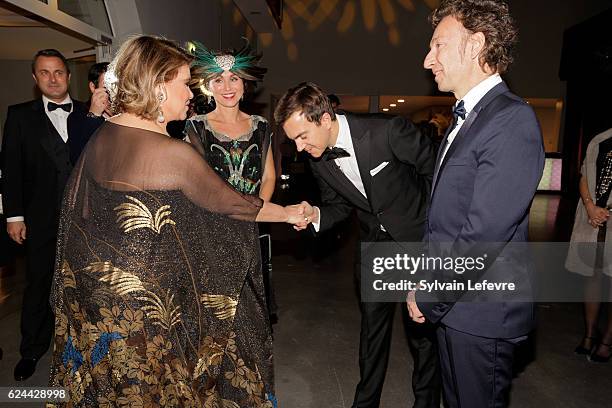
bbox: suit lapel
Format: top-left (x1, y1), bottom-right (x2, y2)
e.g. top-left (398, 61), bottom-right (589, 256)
top-left (346, 115), bottom-right (373, 203)
top-left (313, 115), bottom-right (370, 211)
top-left (33, 99), bottom-right (69, 172)
top-left (319, 159), bottom-right (371, 211)
top-left (430, 116), bottom-right (457, 195)
top-left (431, 82), bottom-right (509, 197)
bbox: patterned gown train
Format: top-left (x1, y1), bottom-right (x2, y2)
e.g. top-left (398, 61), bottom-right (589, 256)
top-left (48, 122), bottom-right (276, 407)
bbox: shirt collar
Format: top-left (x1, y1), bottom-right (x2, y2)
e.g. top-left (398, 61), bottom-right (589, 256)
top-left (43, 94), bottom-right (73, 113)
top-left (333, 114), bottom-right (352, 151)
top-left (458, 73), bottom-right (502, 114)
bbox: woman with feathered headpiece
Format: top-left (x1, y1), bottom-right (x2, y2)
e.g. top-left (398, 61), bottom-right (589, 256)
top-left (186, 40), bottom-right (279, 327)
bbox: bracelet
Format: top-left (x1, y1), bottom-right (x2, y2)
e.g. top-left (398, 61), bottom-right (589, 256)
top-left (583, 197), bottom-right (593, 205)
top-left (86, 111), bottom-right (102, 119)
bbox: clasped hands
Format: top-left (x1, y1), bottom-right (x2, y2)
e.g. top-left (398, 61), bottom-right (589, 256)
top-left (585, 202), bottom-right (610, 228)
top-left (284, 201), bottom-right (317, 231)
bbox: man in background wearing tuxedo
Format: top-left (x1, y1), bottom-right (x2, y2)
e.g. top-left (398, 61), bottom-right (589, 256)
top-left (275, 82), bottom-right (440, 408)
top-left (67, 61), bottom-right (110, 165)
top-left (1, 49), bottom-right (87, 381)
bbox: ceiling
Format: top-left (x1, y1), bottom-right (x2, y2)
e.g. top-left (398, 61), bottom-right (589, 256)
top-left (0, 6), bottom-right (94, 60)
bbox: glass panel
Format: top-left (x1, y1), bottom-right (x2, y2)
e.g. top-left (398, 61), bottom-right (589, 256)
top-left (537, 158), bottom-right (563, 191)
top-left (58, 0), bottom-right (112, 34)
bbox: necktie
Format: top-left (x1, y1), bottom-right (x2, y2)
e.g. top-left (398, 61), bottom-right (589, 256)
top-left (323, 147), bottom-right (350, 161)
top-left (48, 102), bottom-right (72, 112)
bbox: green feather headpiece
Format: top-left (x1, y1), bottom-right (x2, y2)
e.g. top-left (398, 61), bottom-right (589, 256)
top-left (188, 40), bottom-right (266, 84)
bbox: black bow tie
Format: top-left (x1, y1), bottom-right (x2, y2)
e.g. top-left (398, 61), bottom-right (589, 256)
top-left (323, 146), bottom-right (350, 160)
top-left (47, 102), bottom-right (72, 112)
top-left (452, 100), bottom-right (466, 120)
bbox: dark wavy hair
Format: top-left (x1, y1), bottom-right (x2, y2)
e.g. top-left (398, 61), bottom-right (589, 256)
top-left (431, 0), bottom-right (518, 74)
top-left (274, 82), bottom-right (336, 126)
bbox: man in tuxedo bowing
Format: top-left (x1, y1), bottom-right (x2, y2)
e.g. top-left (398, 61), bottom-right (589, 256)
top-left (1, 49), bottom-right (87, 380)
top-left (406, 1), bottom-right (545, 407)
top-left (275, 82), bottom-right (441, 408)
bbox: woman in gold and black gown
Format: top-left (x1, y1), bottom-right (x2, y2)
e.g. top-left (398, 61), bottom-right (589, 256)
top-left (48, 35), bottom-right (301, 407)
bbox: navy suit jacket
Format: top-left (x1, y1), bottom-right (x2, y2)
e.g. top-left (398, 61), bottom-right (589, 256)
top-left (416, 82), bottom-right (545, 339)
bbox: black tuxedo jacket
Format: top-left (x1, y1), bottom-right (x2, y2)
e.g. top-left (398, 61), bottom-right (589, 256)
top-left (67, 102), bottom-right (104, 165)
top-left (310, 113), bottom-right (435, 242)
top-left (1, 98), bottom-right (86, 244)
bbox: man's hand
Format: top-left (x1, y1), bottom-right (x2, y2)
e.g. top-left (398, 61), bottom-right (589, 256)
top-left (406, 291), bottom-right (425, 323)
top-left (292, 201), bottom-right (316, 231)
top-left (7, 221), bottom-right (26, 244)
top-left (285, 202), bottom-right (307, 225)
top-left (89, 87), bottom-right (111, 117)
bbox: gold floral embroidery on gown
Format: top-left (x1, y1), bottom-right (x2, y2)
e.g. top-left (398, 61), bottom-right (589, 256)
top-left (48, 122), bottom-right (276, 407)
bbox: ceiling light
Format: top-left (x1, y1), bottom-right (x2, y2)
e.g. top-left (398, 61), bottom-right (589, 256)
top-left (398, 99), bottom-right (405, 103)
top-left (390, 103), bottom-right (397, 107)
top-left (382, 108), bottom-right (389, 111)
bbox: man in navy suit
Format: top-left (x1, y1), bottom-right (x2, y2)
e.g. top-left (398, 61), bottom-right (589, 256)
top-left (406, 1), bottom-right (545, 407)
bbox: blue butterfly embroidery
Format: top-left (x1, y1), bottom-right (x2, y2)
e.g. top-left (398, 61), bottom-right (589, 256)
top-left (62, 332), bottom-right (123, 374)
top-left (266, 391), bottom-right (278, 408)
top-left (62, 336), bottom-right (83, 374)
top-left (91, 332), bottom-right (123, 366)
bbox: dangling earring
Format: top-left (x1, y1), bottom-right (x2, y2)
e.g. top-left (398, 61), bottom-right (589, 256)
top-left (157, 91), bottom-right (166, 123)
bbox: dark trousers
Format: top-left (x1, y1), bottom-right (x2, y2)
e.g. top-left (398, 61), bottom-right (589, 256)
top-left (352, 231), bottom-right (441, 408)
top-left (352, 302), bottom-right (441, 408)
top-left (259, 224), bottom-right (277, 320)
top-left (20, 237), bottom-right (56, 359)
top-left (437, 325), bottom-right (518, 408)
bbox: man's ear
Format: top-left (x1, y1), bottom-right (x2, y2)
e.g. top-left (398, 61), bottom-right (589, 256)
top-left (320, 112), bottom-right (332, 129)
top-left (32, 73), bottom-right (38, 84)
top-left (470, 31), bottom-right (486, 61)
top-left (88, 81), bottom-right (96, 94)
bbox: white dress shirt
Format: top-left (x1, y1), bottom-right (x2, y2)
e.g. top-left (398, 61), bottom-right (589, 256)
top-left (43, 94), bottom-right (73, 143)
top-left (312, 114), bottom-right (378, 232)
top-left (439, 74), bottom-right (502, 164)
top-left (6, 95), bottom-right (73, 223)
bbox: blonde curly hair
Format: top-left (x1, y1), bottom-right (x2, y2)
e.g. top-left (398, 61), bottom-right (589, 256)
top-left (108, 35), bottom-right (192, 120)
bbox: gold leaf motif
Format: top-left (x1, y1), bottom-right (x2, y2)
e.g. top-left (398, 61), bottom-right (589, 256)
top-left (193, 336), bottom-right (225, 380)
top-left (63, 260), bottom-right (76, 289)
top-left (97, 267), bottom-right (146, 296)
top-left (203, 388), bottom-right (241, 408)
top-left (114, 195), bottom-right (176, 234)
top-left (200, 294), bottom-right (238, 320)
top-left (137, 290), bottom-right (182, 331)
